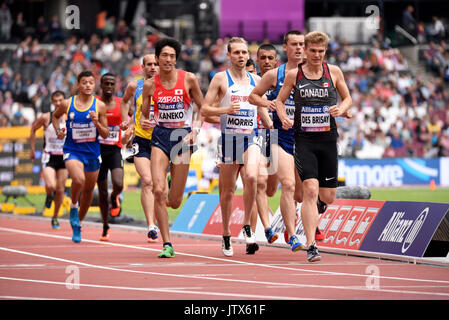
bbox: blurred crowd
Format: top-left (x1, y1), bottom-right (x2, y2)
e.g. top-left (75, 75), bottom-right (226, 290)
top-left (0, 3), bottom-right (448, 160)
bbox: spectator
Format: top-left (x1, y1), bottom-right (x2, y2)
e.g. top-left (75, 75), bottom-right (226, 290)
top-left (402, 5), bottom-right (416, 38)
top-left (48, 15), bottom-right (65, 42)
top-left (115, 19), bottom-right (129, 40)
top-left (35, 16), bottom-right (48, 41)
top-left (430, 16), bottom-right (445, 42)
top-left (11, 12), bottom-right (26, 42)
top-left (0, 2), bottom-right (12, 41)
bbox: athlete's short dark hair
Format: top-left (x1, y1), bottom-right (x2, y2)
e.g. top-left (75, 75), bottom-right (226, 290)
top-left (257, 43), bottom-right (277, 56)
top-left (246, 58), bottom-right (256, 68)
top-left (283, 30), bottom-right (303, 44)
top-left (51, 90), bottom-right (65, 100)
top-left (77, 70), bottom-right (95, 82)
top-left (155, 38), bottom-right (182, 60)
top-left (100, 72), bottom-right (115, 83)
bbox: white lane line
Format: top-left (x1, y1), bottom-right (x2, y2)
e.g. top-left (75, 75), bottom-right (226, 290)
top-left (0, 295), bottom-right (67, 300)
top-left (1, 226), bottom-right (449, 286)
top-left (0, 276), bottom-right (304, 300)
top-left (2, 247), bottom-right (449, 298)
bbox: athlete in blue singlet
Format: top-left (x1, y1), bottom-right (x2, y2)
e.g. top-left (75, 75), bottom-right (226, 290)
top-left (249, 30), bottom-right (306, 252)
top-left (52, 70), bottom-right (109, 243)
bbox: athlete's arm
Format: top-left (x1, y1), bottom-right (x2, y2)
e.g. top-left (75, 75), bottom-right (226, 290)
top-left (140, 78), bottom-right (155, 130)
top-left (91, 100), bottom-right (109, 139)
top-left (248, 68), bottom-right (277, 110)
top-left (274, 68), bottom-right (297, 130)
top-left (201, 72), bottom-right (239, 117)
top-left (258, 107), bottom-right (273, 129)
top-left (52, 98), bottom-right (69, 140)
top-left (329, 65), bottom-right (352, 118)
top-left (185, 72), bottom-right (205, 144)
top-left (120, 80), bottom-right (137, 130)
top-left (29, 113), bottom-right (49, 160)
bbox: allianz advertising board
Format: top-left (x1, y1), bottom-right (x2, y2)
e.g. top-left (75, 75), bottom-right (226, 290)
top-left (339, 157), bottom-right (449, 187)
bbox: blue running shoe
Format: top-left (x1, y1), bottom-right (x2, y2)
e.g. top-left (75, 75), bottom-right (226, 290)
top-left (69, 207), bottom-right (79, 228)
top-left (72, 225), bottom-right (81, 243)
top-left (288, 235), bottom-right (304, 252)
top-left (265, 227), bottom-right (279, 244)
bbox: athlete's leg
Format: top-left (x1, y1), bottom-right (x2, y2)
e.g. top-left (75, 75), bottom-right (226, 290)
top-left (241, 144), bottom-right (261, 227)
top-left (218, 163), bottom-right (240, 237)
top-left (97, 177), bottom-right (109, 226)
top-left (134, 156), bottom-right (156, 228)
top-left (150, 147), bottom-right (171, 244)
top-left (301, 178), bottom-right (320, 247)
top-left (42, 166), bottom-right (56, 208)
top-left (79, 169), bottom-right (100, 222)
top-left (272, 144), bottom-right (297, 238)
top-left (65, 159), bottom-right (85, 207)
top-left (255, 158), bottom-right (271, 229)
top-left (110, 167), bottom-right (124, 209)
top-left (167, 150), bottom-right (191, 209)
top-left (294, 168), bottom-right (303, 203)
top-left (54, 168), bottom-right (68, 218)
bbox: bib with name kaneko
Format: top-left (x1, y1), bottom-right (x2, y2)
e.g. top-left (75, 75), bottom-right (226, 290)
top-left (153, 70), bottom-right (193, 129)
top-left (300, 105), bottom-right (331, 132)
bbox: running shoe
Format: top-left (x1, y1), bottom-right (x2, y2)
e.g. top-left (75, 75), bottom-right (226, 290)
top-left (72, 225), bottom-right (81, 243)
top-left (287, 235), bottom-right (304, 252)
top-left (222, 235), bottom-right (233, 257)
top-left (307, 243), bottom-right (321, 262)
top-left (147, 226), bottom-right (159, 241)
top-left (157, 244), bottom-right (175, 258)
top-left (45, 193), bottom-right (54, 209)
top-left (315, 227), bottom-right (325, 241)
top-left (265, 227), bottom-right (279, 244)
top-left (242, 225), bottom-right (258, 254)
top-left (70, 207), bottom-right (81, 243)
top-left (317, 197), bottom-right (327, 214)
top-left (51, 217), bottom-right (59, 229)
top-left (100, 225), bottom-right (110, 241)
top-left (110, 194), bottom-right (121, 217)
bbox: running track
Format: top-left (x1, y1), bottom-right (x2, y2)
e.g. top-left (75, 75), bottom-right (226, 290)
top-left (1, 213), bottom-right (449, 303)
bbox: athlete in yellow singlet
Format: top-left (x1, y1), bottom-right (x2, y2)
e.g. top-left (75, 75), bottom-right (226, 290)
top-left (120, 54), bottom-right (160, 241)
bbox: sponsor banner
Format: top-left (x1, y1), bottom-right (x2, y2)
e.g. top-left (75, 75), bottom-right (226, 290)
top-left (360, 201), bottom-right (449, 257)
top-left (318, 199), bottom-right (385, 250)
top-left (203, 195), bottom-right (245, 237)
top-left (339, 158), bottom-right (447, 187)
top-left (171, 194), bottom-right (219, 234)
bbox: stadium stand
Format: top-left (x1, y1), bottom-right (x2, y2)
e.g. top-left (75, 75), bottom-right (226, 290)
top-left (0, 3), bottom-right (448, 161)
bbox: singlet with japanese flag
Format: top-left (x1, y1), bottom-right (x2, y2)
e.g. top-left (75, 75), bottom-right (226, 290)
top-left (153, 70), bottom-right (193, 128)
top-left (219, 70), bottom-right (258, 135)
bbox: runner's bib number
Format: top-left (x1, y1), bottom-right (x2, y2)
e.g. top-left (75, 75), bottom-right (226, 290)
top-left (72, 124), bottom-right (97, 142)
top-left (157, 103), bottom-right (187, 128)
top-left (225, 108), bottom-right (256, 134)
top-left (99, 125), bottom-right (120, 145)
top-left (300, 105), bottom-right (331, 132)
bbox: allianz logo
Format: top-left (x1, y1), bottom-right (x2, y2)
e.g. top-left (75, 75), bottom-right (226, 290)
top-left (377, 208), bottom-right (428, 253)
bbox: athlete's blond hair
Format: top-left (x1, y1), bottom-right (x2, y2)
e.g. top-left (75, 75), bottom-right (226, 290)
top-left (304, 31), bottom-right (330, 48)
top-left (227, 37), bottom-right (248, 53)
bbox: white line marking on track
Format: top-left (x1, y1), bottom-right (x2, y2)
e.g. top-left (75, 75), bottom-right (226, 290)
top-left (1, 226), bottom-right (449, 298)
top-left (0, 295), bottom-right (67, 300)
top-left (0, 276), bottom-right (304, 300)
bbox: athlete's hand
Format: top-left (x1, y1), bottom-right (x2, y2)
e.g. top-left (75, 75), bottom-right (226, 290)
top-left (56, 127), bottom-right (66, 140)
top-left (120, 120), bottom-right (129, 131)
top-left (227, 101), bottom-right (240, 114)
top-left (30, 148), bottom-right (35, 161)
top-left (329, 105), bottom-right (344, 118)
top-left (140, 117), bottom-right (153, 130)
top-left (344, 109), bottom-right (353, 119)
top-left (281, 118), bottom-right (293, 130)
top-left (182, 130), bottom-right (196, 146)
top-left (89, 110), bottom-right (99, 126)
top-left (266, 100), bottom-right (277, 112)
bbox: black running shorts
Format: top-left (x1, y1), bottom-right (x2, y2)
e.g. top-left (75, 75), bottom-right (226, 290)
top-left (294, 136), bottom-right (338, 188)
